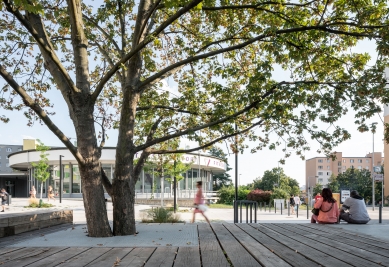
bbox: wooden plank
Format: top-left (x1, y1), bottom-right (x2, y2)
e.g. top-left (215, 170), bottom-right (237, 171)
top-left (198, 224), bottom-right (230, 267)
top-left (0, 247), bottom-right (67, 267)
top-left (144, 246), bottom-right (178, 267)
top-left (119, 247), bottom-right (156, 267)
top-left (27, 247), bottom-right (90, 267)
top-left (58, 247), bottom-right (112, 267)
top-left (251, 224), bottom-right (353, 267)
top-left (283, 223), bottom-right (389, 257)
top-left (0, 247), bottom-right (24, 256)
top-left (223, 224), bottom-right (291, 267)
top-left (174, 246), bottom-right (201, 267)
top-left (85, 247), bottom-right (133, 267)
top-left (263, 224), bottom-right (387, 267)
top-left (238, 224), bottom-right (320, 267)
top-left (298, 223), bottom-right (389, 248)
top-left (211, 224), bottom-right (259, 267)
top-left (0, 247), bottom-right (46, 263)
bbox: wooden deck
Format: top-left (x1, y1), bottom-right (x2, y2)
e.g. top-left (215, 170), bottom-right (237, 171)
top-left (0, 223), bottom-right (388, 267)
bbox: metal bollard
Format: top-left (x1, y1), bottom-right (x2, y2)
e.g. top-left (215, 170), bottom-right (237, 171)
top-left (296, 204), bottom-right (299, 218)
top-left (307, 202), bottom-right (309, 219)
top-left (287, 202), bottom-right (290, 216)
top-left (379, 204), bottom-right (382, 223)
top-left (281, 203), bottom-right (283, 215)
top-left (275, 203), bottom-right (277, 214)
top-left (7, 194), bottom-right (11, 205)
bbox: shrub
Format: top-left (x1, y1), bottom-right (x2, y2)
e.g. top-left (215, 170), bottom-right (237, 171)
top-left (142, 207), bottom-right (183, 223)
top-left (28, 198), bottom-right (39, 206)
top-left (269, 188), bottom-right (289, 204)
top-left (218, 186), bottom-right (250, 204)
top-left (25, 199), bottom-right (54, 208)
top-left (247, 189), bottom-right (272, 204)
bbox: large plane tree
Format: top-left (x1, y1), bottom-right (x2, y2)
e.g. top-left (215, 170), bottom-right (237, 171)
top-left (0, 0), bottom-right (388, 236)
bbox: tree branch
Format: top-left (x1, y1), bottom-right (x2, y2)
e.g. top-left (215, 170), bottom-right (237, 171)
top-left (137, 105), bottom-right (212, 115)
top-left (151, 118), bottom-right (265, 155)
top-left (3, 0), bottom-right (79, 94)
top-left (82, 14), bottom-right (122, 54)
top-left (0, 65), bottom-right (83, 163)
top-left (101, 166), bottom-right (113, 196)
top-left (201, 0), bottom-right (318, 10)
top-left (91, 0), bottom-right (203, 103)
top-left (138, 24), bottom-right (382, 90)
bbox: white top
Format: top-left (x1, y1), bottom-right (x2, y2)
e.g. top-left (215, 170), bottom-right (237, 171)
top-left (294, 196), bottom-right (300, 205)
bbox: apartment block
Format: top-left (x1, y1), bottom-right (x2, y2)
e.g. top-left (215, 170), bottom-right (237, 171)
top-left (306, 152), bottom-right (383, 193)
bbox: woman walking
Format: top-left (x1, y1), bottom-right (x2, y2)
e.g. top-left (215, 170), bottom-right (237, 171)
top-left (1, 188), bottom-right (8, 212)
top-left (30, 185), bottom-right (36, 199)
top-left (311, 188), bottom-right (339, 224)
top-left (191, 181), bottom-right (210, 224)
top-left (47, 185), bottom-right (55, 202)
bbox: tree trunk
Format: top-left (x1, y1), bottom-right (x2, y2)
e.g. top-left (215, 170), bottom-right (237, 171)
top-left (79, 161), bottom-right (112, 237)
top-left (112, 178), bottom-right (136, 235)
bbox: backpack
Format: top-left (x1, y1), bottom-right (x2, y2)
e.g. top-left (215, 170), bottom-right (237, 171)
top-left (1, 194), bottom-right (6, 201)
top-left (290, 198), bottom-right (295, 205)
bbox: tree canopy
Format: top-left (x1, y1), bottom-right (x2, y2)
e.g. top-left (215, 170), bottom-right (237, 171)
top-left (1, 0), bottom-right (388, 236)
top-left (252, 167), bottom-right (299, 195)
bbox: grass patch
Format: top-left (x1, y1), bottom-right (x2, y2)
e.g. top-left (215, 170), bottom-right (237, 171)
top-left (209, 203), bottom-right (233, 209)
top-left (24, 198), bottom-right (54, 208)
top-left (141, 207), bottom-right (184, 223)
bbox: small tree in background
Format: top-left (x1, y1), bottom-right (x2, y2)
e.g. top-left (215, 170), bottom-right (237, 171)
top-left (327, 174), bottom-right (340, 193)
top-left (313, 183), bottom-right (323, 197)
top-left (31, 140), bottom-right (50, 202)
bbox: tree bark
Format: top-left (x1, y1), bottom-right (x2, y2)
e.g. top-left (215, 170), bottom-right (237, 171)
top-left (112, 177), bottom-right (136, 235)
top-left (79, 161), bottom-right (112, 237)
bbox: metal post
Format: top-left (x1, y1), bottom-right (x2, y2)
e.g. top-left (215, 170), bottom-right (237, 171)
top-left (379, 204), bottom-right (382, 223)
top-left (240, 202), bottom-right (242, 223)
top-left (372, 122), bottom-right (377, 211)
top-left (288, 202), bottom-right (290, 216)
top-left (281, 203), bottom-right (283, 215)
top-left (59, 155), bottom-right (64, 203)
top-left (174, 161), bottom-right (177, 213)
top-left (234, 123), bottom-right (238, 223)
top-left (255, 202), bottom-right (257, 223)
top-left (246, 203), bottom-right (248, 223)
top-left (296, 204), bottom-right (299, 218)
top-left (307, 200), bottom-right (309, 219)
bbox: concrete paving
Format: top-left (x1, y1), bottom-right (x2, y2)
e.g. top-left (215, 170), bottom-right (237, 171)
top-left (2, 198), bottom-right (389, 247)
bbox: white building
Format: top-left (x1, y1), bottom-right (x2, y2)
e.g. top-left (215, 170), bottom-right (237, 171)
top-left (8, 141), bottom-right (226, 198)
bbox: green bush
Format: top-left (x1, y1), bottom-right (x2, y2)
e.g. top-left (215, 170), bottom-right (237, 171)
top-left (218, 186), bottom-right (250, 204)
top-left (142, 207), bottom-right (183, 223)
top-left (270, 188), bottom-right (289, 205)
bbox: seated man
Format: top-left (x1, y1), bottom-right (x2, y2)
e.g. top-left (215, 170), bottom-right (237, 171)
top-left (339, 190), bottom-right (370, 224)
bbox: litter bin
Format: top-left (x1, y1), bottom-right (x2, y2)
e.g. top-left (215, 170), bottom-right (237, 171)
top-left (7, 194), bottom-right (11, 205)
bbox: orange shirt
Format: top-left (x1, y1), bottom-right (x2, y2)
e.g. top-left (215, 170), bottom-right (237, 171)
top-left (314, 198), bottom-right (339, 223)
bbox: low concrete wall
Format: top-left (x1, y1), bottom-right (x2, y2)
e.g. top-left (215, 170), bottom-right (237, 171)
top-left (0, 209), bottom-right (73, 237)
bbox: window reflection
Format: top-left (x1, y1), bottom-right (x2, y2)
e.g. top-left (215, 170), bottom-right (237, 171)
top-left (72, 165), bottom-right (81, 193)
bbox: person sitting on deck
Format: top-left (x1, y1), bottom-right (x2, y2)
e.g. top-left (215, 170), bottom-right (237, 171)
top-left (339, 190), bottom-right (370, 224)
top-left (311, 188), bottom-right (339, 224)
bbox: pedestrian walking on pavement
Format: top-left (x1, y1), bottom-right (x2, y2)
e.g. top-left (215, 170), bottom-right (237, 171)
top-left (1, 188), bottom-right (9, 212)
top-left (191, 181), bottom-right (210, 224)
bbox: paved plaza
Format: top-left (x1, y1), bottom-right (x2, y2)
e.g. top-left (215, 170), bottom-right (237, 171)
top-left (1, 198), bottom-right (389, 247)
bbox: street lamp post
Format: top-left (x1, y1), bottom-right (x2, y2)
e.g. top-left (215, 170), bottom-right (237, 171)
top-left (59, 155), bottom-right (64, 203)
top-left (307, 176), bottom-right (318, 206)
top-left (371, 122), bottom-right (378, 211)
top-left (239, 174), bottom-right (241, 187)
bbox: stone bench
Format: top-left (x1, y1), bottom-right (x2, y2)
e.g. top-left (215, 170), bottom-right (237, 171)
top-left (0, 209), bottom-right (73, 237)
